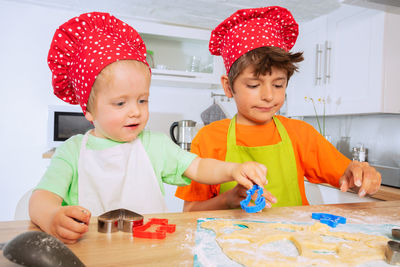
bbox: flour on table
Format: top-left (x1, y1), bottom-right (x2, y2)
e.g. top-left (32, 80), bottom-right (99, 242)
top-left (195, 218), bottom-right (398, 267)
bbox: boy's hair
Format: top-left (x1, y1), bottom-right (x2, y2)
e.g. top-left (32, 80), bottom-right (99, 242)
top-left (228, 46), bottom-right (304, 91)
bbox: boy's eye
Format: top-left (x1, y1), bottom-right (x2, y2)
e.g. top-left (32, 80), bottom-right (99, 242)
top-left (274, 84), bottom-right (284, 88)
top-left (139, 99), bottom-right (148, 104)
top-left (247, 84), bottom-right (259, 89)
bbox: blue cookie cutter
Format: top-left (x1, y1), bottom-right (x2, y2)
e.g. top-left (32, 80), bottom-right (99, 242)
top-left (312, 213), bottom-right (346, 228)
top-left (240, 185), bottom-right (266, 213)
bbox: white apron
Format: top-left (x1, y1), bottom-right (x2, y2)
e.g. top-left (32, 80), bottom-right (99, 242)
top-left (78, 131), bottom-right (167, 216)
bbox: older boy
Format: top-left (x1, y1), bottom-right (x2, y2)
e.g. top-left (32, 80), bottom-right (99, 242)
top-left (175, 6), bottom-right (381, 211)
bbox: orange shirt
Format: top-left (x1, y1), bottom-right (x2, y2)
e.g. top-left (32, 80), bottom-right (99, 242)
top-left (175, 115), bottom-right (351, 205)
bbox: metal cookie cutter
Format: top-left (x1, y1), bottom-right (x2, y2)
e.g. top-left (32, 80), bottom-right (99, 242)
top-left (393, 228), bottom-right (400, 240)
top-left (240, 184), bottom-right (266, 213)
top-left (98, 209), bottom-right (143, 233)
top-left (385, 240), bottom-right (400, 265)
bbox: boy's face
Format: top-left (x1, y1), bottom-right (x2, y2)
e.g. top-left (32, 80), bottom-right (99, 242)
top-left (85, 60), bottom-right (151, 142)
top-left (224, 65), bottom-right (287, 126)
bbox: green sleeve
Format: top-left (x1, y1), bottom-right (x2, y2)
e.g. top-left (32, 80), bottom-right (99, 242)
top-left (140, 131), bottom-right (197, 188)
top-left (35, 135), bottom-right (82, 206)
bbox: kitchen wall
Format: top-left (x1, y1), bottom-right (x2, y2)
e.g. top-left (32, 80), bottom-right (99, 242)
top-left (303, 114), bottom-right (400, 168)
top-left (0, 0), bottom-right (237, 221)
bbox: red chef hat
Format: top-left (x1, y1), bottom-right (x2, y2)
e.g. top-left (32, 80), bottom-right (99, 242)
top-left (48, 12), bottom-right (149, 114)
top-left (209, 6), bottom-right (298, 74)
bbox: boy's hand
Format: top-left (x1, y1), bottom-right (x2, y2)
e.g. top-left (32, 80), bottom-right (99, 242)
top-left (222, 183), bottom-right (277, 209)
top-left (49, 206), bottom-right (91, 244)
top-left (339, 161), bottom-right (381, 197)
top-left (231, 161), bottom-right (268, 189)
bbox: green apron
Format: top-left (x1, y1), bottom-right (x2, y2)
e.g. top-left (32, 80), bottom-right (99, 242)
top-left (220, 115), bottom-right (302, 207)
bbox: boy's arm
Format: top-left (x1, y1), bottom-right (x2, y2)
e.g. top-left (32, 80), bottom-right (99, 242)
top-left (297, 121), bottom-right (381, 196)
top-left (182, 183), bottom-right (250, 211)
top-left (29, 189), bottom-right (91, 244)
top-left (182, 182), bottom-right (277, 211)
top-left (183, 157), bottom-right (266, 189)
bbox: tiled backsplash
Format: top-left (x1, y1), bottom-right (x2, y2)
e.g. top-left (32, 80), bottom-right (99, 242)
top-left (303, 114), bottom-right (400, 168)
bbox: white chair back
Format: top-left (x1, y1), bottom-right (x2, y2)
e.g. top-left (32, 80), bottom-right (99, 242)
top-left (14, 189), bottom-right (33, 220)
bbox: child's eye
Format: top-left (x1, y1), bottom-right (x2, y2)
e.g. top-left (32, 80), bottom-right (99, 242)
top-left (114, 101), bottom-right (125, 106)
top-left (247, 84), bottom-right (259, 89)
top-left (274, 84), bottom-right (284, 89)
top-left (139, 99), bottom-right (148, 104)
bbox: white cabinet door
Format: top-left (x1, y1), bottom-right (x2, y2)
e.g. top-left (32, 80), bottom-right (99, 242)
top-left (325, 7), bottom-right (385, 115)
top-left (287, 6), bottom-right (400, 116)
top-left (287, 16), bottom-right (327, 117)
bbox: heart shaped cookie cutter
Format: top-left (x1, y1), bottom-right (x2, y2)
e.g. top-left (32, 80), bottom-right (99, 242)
top-left (98, 209), bottom-right (143, 233)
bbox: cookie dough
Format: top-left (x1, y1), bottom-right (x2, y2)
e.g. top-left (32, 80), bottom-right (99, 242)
top-left (200, 220), bottom-right (389, 267)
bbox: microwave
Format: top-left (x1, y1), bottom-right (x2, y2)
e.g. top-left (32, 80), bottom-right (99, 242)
top-left (47, 105), bottom-right (94, 148)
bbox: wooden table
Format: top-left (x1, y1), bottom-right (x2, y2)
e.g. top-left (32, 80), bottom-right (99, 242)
top-left (1, 201), bottom-right (399, 266)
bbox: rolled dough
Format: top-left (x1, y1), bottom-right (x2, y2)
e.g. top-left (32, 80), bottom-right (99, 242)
top-left (200, 220), bottom-right (389, 267)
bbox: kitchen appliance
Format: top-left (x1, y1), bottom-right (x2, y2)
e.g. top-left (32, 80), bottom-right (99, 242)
top-left (169, 120), bottom-right (196, 151)
top-left (48, 105), bottom-right (93, 148)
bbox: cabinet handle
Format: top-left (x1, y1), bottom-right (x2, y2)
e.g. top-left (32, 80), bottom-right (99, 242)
top-left (315, 44), bottom-right (323, 86)
top-left (324, 41), bottom-right (332, 84)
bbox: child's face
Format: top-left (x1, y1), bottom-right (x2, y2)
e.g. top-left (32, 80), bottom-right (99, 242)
top-left (85, 60), bottom-right (151, 142)
top-left (227, 65), bottom-right (287, 126)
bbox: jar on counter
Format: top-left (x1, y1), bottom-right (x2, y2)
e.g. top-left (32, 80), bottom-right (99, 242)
top-left (352, 147), bottom-right (359, 161)
top-left (351, 144), bottom-right (368, 162)
top-left (358, 144), bottom-right (366, 162)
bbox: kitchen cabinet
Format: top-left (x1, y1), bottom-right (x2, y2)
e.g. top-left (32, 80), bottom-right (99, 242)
top-left (286, 15), bottom-right (328, 116)
top-left (287, 5), bottom-right (400, 116)
top-left (129, 19), bottom-right (224, 89)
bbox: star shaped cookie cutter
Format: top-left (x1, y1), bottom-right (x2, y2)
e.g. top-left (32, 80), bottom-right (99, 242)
top-left (97, 209), bottom-right (143, 233)
top-left (311, 213), bottom-right (346, 228)
top-left (240, 184), bottom-right (266, 213)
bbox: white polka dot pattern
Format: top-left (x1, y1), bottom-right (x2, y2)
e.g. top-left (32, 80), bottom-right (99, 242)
top-left (47, 12), bottom-right (149, 114)
top-left (209, 6), bottom-right (298, 74)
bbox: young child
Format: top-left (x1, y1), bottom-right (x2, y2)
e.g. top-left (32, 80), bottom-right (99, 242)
top-left (175, 6), bottom-right (381, 211)
top-left (29, 12), bottom-right (268, 244)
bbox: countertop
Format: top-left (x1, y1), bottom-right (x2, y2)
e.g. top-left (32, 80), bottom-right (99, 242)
top-left (1, 201), bottom-right (399, 266)
top-left (315, 182), bottom-right (400, 201)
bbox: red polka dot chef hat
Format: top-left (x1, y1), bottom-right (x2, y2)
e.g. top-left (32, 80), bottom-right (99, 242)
top-left (48, 12), bottom-right (149, 114)
top-left (209, 6), bottom-right (299, 74)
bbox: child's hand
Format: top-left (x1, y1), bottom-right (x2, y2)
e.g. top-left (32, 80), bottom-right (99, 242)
top-left (339, 161), bottom-right (381, 197)
top-left (231, 161), bottom-right (268, 189)
top-left (49, 206), bottom-right (91, 244)
top-left (222, 183), bottom-right (277, 209)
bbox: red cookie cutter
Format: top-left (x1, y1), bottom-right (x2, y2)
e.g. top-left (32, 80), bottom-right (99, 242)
top-left (132, 218), bottom-right (176, 239)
